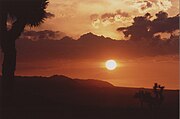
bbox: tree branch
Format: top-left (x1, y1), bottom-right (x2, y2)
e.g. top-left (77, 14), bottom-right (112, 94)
top-left (8, 18), bottom-right (26, 40)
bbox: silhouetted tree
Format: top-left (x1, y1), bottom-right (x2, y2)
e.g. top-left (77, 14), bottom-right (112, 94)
top-left (134, 90), bottom-right (145, 108)
top-left (134, 83), bottom-right (165, 109)
top-left (153, 83), bottom-right (159, 98)
top-left (0, 0), bottom-right (49, 80)
top-left (158, 84), bottom-right (165, 105)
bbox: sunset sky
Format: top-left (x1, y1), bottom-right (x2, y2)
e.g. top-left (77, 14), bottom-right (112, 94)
top-left (39, 0), bottom-right (179, 39)
top-left (0, 0), bottom-right (179, 89)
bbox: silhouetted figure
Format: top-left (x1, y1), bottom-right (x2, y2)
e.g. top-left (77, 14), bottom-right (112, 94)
top-left (0, 0), bottom-right (49, 80)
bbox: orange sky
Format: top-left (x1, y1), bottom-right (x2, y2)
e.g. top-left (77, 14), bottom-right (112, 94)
top-left (27, 0), bottom-right (179, 89)
top-left (1, 0), bottom-right (179, 89)
top-left (34, 0), bottom-right (179, 39)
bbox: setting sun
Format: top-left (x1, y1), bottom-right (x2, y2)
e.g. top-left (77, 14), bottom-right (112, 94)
top-left (105, 60), bottom-right (117, 70)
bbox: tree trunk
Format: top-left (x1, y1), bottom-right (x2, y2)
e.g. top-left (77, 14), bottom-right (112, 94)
top-left (2, 38), bottom-right (16, 80)
top-left (0, 15), bottom-right (25, 118)
top-left (1, 20), bottom-right (25, 115)
top-left (1, 18), bottom-right (25, 80)
top-left (1, 38), bottom-right (16, 114)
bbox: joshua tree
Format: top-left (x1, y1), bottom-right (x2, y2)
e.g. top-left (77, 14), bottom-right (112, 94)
top-left (153, 83), bottom-right (159, 98)
top-left (0, 0), bottom-right (49, 80)
top-left (134, 83), bottom-right (165, 109)
top-left (134, 90), bottom-right (145, 108)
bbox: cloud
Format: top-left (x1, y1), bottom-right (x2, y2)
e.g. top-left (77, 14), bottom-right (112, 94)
top-left (11, 32), bottom-right (178, 64)
top-left (101, 10), bottom-right (131, 23)
top-left (151, 12), bottom-right (179, 33)
top-left (92, 19), bottom-right (101, 29)
top-left (117, 11), bottom-right (179, 40)
top-left (0, 30), bottom-right (177, 77)
top-left (21, 30), bottom-right (66, 41)
top-left (156, 0), bottom-right (172, 11)
top-left (42, 0), bottom-right (178, 40)
top-left (90, 10), bottom-right (131, 28)
top-left (90, 14), bottom-right (99, 20)
top-left (132, 0), bottom-right (153, 13)
top-left (132, 0), bottom-right (172, 13)
top-left (46, 12), bottom-right (55, 18)
top-left (90, 14), bottom-right (101, 29)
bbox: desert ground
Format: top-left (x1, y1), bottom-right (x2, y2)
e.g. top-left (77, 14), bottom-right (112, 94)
top-left (0, 75), bottom-right (179, 119)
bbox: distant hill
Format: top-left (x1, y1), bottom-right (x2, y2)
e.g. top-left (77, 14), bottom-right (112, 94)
top-left (13, 75), bottom-right (114, 88)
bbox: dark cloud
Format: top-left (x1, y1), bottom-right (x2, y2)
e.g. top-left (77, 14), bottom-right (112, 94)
top-left (101, 13), bottom-right (114, 19)
top-left (46, 12), bottom-right (55, 18)
top-left (10, 32), bottom-right (178, 63)
top-left (0, 31), bottom-right (177, 75)
top-left (21, 30), bottom-right (66, 41)
top-left (90, 14), bottom-right (99, 21)
top-left (116, 10), bottom-right (130, 17)
top-left (151, 12), bottom-right (179, 33)
top-left (117, 11), bottom-right (179, 41)
top-left (137, 0), bottom-right (153, 11)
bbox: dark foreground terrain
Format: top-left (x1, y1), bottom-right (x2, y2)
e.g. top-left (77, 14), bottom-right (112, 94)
top-left (0, 75), bottom-right (179, 119)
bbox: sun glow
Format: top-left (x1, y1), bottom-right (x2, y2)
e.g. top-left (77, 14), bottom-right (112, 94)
top-left (105, 60), bottom-right (117, 70)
